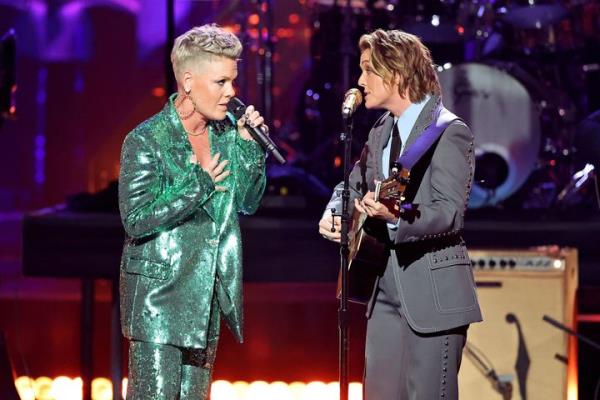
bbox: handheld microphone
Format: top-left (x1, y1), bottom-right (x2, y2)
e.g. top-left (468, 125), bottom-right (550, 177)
top-left (341, 88), bottom-right (363, 119)
top-left (227, 97), bottom-right (286, 165)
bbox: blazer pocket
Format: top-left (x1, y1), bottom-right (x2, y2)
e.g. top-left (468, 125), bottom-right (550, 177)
top-left (428, 255), bottom-right (477, 313)
top-left (126, 258), bottom-right (172, 280)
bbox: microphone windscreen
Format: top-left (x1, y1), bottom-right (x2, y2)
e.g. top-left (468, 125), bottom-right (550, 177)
top-left (227, 97), bottom-right (246, 119)
top-left (344, 88), bottom-right (363, 107)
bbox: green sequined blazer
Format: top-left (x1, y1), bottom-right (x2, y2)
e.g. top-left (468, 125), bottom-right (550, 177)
top-left (118, 95), bottom-right (266, 349)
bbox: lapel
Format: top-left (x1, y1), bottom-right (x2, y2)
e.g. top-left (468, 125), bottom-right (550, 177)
top-left (401, 95), bottom-right (441, 156)
top-left (153, 95), bottom-right (196, 173)
top-left (372, 96), bottom-right (442, 180)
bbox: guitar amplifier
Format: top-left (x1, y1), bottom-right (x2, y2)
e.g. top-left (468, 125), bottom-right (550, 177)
top-left (459, 248), bottom-right (578, 400)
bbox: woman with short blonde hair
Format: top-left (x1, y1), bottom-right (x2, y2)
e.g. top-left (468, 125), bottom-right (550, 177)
top-left (119, 24), bottom-right (267, 399)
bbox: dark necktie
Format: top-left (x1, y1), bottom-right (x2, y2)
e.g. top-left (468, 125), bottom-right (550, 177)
top-left (389, 122), bottom-right (401, 174)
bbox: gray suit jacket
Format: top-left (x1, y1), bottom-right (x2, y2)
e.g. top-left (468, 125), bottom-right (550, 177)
top-left (326, 96), bottom-right (482, 333)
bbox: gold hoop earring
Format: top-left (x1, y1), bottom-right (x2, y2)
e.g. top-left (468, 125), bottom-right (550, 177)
top-left (177, 89), bottom-right (196, 120)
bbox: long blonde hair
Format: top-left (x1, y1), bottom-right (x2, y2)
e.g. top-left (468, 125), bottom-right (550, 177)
top-left (359, 29), bottom-right (441, 102)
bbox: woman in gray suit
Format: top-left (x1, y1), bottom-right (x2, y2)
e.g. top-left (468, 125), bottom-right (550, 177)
top-left (319, 29), bottom-right (482, 399)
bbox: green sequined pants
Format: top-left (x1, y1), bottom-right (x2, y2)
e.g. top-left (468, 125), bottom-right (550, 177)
top-left (126, 297), bottom-right (221, 400)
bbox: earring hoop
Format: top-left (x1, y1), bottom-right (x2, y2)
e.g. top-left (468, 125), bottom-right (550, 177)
top-left (176, 89), bottom-right (196, 120)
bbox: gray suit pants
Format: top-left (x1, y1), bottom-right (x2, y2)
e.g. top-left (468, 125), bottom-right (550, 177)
top-left (364, 255), bottom-right (468, 400)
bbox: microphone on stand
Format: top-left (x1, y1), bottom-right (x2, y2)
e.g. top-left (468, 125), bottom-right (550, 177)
top-left (341, 88), bottom-right (363, 119)
top-left (227, 97), bottom-right (286, 164)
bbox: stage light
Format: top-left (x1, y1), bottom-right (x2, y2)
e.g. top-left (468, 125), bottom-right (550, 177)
top-left (246, 380), bottom-right (270, 400)
top-left (324, 382), bottom-right (339, 397)
top-left (33, 377), bottom-right (53, 400)
top-left (232, 380), bottom-right (250, 397)
top-left (92, 377), bottom-right (112, 400)
top-left (349, 382), bottom-right (363, 400)
top-left (210, 380), bottom-right (235, 399)
top-left (303, 381), bottom-right (328, 400)
top-left (50, 376), bottom-right (80, 400)
top-left (121, 378), bottom-right (127, 399)
top-left (248, 14), bottom-right (260, 25)
top-left (152, 87), bottom-right (165, 97)
top-left (14, 376), bottom-right (35, 400)
top-left (269, 381), bottom-right (292, 398)
top-left (16, 377), bottom-right (365, 399)
top-left (289, 381), bottom-right (306, 399)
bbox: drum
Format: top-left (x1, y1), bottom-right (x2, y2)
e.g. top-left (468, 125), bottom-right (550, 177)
top-left (437, 63), bottom-right (543, 208)
top-left (498, 0), bottom-right (581, 54)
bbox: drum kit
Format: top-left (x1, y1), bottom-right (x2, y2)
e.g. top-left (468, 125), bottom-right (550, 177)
top-left (306, 0), bottom-right (600, 210)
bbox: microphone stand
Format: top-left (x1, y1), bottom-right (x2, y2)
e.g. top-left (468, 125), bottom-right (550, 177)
top-left (338, 112), bottom-right (354, 400)
top-left (464, 343), bottom-right (513, 400)
top-left (543, 314), bottom-right (600, 352)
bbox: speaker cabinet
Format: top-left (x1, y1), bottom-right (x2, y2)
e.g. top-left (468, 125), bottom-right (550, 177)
top-left (459, 248), bottom-right (578, 400)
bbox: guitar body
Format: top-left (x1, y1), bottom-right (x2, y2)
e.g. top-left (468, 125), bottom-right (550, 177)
top-left (337, 168), bottom-right (410, 305)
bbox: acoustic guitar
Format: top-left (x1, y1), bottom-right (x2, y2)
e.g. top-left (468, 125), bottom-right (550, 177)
top-left (337, 166), bottom-right (411, 304)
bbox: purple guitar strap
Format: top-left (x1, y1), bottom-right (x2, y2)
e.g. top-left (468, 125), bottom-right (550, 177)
top-left (395, 107), bottom-right (459, 171)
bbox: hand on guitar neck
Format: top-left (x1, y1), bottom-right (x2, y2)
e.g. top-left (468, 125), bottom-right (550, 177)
top-left (319, 208), bottom-right (342, 243)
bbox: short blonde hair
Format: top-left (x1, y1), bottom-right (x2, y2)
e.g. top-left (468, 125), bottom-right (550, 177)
top-left (359, 29), bottom-right (440, 103)
top-left (170, 24), bottom-right (242, 79)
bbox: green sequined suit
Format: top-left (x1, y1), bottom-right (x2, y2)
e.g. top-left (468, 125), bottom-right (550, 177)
top-left (118, 94), bottom-right (266, 398)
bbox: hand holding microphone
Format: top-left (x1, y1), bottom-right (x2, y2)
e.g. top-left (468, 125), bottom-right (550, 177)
top-left (227, 97), bottom-right (286, 164)
top-left (235, 104), bottom-right (264, 140)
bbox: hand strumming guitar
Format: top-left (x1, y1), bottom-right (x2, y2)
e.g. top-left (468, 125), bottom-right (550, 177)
top-left (355, 191), bottom-right (399, 225)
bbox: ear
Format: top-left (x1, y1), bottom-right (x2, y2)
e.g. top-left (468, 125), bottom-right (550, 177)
top-left (182, 71), bottom-right (193, 93)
